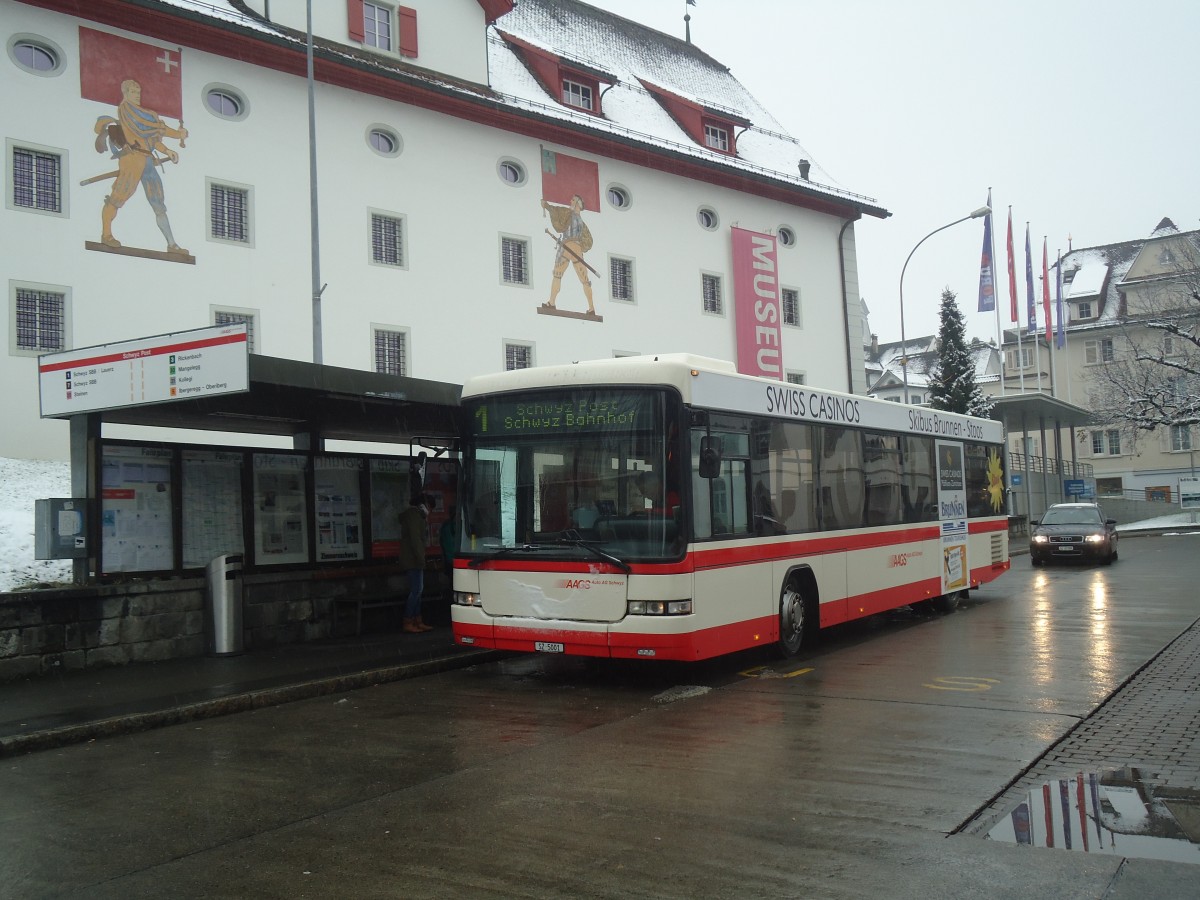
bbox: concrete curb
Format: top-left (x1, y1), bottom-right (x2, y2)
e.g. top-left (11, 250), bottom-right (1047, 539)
top-left (0, 648), bottom-right (506, 759)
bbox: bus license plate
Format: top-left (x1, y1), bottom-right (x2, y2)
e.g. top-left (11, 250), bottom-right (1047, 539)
top-left (535, 641), bottom-right (564, 653)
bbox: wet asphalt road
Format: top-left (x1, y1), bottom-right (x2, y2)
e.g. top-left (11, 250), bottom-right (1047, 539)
top-left (2, 534), bottom-right (1198, 898)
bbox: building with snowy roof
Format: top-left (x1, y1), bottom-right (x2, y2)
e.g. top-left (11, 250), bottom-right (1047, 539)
top-left (997, 218), bottom-right (1200, 502)
top-left (3, 0), bottom-right (888, 461)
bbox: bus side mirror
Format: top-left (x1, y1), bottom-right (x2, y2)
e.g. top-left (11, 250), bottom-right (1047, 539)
top-left (699, 436), bottom-right (723, 479)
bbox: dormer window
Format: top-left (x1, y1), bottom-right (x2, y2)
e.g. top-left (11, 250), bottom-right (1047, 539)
top-left (562, 78), bottom-right (594, 111)
top-left (704, 123), bottom-right (730, 152)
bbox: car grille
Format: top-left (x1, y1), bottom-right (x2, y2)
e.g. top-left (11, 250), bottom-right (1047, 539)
top-left (1050, 535), bottom-right (1083, 543)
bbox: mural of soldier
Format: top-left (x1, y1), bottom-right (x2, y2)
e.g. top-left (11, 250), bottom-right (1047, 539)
top-left (91, 78), bottom-right (189, 255)
top-left (541, 194), bottom-right (597, 316)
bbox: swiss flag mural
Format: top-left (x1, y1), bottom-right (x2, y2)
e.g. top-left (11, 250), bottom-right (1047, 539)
top-left (79, 27), bottom-right (183, 119)
top-left (540, 147), bottom-right (599, 211)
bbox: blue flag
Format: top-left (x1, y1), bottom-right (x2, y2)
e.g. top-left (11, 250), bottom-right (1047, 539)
top-left (1025, 224), bottom-right (1036, 334)
top-left (977, 191), bottom-right (995, 312)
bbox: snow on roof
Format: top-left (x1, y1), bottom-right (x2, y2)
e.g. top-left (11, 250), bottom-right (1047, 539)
top-left (1064, 259), bottom-right (1107, 299)
top-left (152, 0), bottom-right (883, 216)
top-left (1150, 217), bottom-right (1179, 238)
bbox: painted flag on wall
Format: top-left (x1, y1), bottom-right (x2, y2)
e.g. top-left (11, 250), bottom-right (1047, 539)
top-left (79, 27), bottom-right (183, 119)
top-left (977, 190), bottom-right (995, 312)
top-left (540, 147), bottom-right (600, 212)
top-left (1042, 237), bottom-right (1052, 343)
top-left (1006, 208), bottom-right (1018, 322)
top-left (1055, 250), bottom-right (1066, 349)
top-left (1025, 224), bottom-right (1036, 334)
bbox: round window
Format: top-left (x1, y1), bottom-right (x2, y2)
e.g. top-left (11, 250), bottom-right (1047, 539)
top-left (778, 226), bottom-right (796, 247)
top-left (498, 159), bottom-right (526, 186)
top-left (9, 36), bottom-right (63, 75)
top-left (607, 185), bottom-right (631, 210)
top-left (202, 84), bottom-right (249, 121)
top-left (367, 127), bottom-right (402, 157)
top-left (697, 207), bottom-right (719, 231)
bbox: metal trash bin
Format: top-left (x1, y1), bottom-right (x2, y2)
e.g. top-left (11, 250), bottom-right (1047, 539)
top-left (205, 553), bottom-right (245, 656)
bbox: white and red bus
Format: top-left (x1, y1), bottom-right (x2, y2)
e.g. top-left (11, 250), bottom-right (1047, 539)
top-left (451, 355), bottom-right (1009, 661)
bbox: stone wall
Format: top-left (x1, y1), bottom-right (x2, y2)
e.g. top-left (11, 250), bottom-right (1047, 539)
top-left (0, 567), bottom-right (414, 681)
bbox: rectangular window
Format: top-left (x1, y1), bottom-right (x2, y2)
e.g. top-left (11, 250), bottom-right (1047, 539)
top-left (1091, 429), bottom-right (1122, 456)
top-left (501, 236), bottom-right (529, 285)
top-left (364, 2), bottom-right (393, 50)
top-left (702, 273), bottom-right (723, 315)
top-left (505, 342), bottom-right (533, 371)
top-left (610, 256), bottom-right (634, 302)
top-left (781, 287), bottom-right (800, 326)
top-left (11, 146), bottom-right (62, 213)
top-left (1005, 347), bottom-right (1033, 370)
top-left (704, 123), bottom-right (729, 152)
top-left (562, 79), bottom-right (593, 111)
top-left (785, 371), bottom-right (806, 385)
top-left (1077, 300), bottom-right (1092, 319)
top-left (213, 309), bottom-right (256, 353)
top-left (371, 213), bottom-right (405, 267)
top-left (13, 286), bottom-right (66, 353)
top-left (1084, 338), bottom-right (1114, 365)
top-left (373, 328), bottom-right (407, 376)
top-left (1170, 425), bottom-right (1192, 452)
top-left (210, 183), bottom-right (250, 243)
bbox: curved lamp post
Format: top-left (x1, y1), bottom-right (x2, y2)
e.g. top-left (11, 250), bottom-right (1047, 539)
top-left (898, 205), bottom-right (992, 403)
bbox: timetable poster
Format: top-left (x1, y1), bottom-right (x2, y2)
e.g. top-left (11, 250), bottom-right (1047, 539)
top-left (101, 445), bottom-right (174, 573)
top-left (182, 450), bottom-right (244, 568)
top-left (368, 458), bottom-right (410, 559)
top-left (936, 440), bottom-right (969, 593)
top-left (314, 457), bottom-right (363, 562)
top-left (253, 453), bottom-right (309, 565)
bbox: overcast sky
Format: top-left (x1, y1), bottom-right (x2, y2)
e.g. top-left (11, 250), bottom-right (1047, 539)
top-left (586, 0), bottom-right (1200, 346)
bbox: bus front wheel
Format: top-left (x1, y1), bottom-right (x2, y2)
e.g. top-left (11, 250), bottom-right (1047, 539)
top-left (930, 589), bottom-right (967, 613)
top-left (777, 582), bottom-right (808, 658)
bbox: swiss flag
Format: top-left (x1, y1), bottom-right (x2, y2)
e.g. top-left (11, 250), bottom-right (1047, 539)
top-left (540, 148), bottom-right (600, 212)
top-left (79, 27), bottom-right (183, 120)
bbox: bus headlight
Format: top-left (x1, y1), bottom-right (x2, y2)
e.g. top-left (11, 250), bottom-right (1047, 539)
top-left (627, 600), bottom-right (693, 616)
top-left (454, 591), bottom-right (481, 606)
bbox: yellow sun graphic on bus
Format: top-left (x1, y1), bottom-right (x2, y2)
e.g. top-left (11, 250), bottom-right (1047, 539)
top-left (985, 449), bottom-right (1005, 512)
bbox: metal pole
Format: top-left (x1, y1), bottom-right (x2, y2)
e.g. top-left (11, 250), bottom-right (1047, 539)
top-left (307, 0), bottom-right (323, 364)
top-left (899, 205), bottom-right (991, 403)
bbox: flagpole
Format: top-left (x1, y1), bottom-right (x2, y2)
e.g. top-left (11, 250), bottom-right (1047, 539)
top-left (991, 192), bottom-right (1004, 395)
top-left (1010, 207), bottom-right (1024, 394)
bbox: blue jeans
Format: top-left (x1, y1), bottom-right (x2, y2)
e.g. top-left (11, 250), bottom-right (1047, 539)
top-left (405, 568), bottom-right (424, 619)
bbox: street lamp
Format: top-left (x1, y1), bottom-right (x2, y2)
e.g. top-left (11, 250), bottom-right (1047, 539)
top-left (898, 205), bottom-right (991, 403)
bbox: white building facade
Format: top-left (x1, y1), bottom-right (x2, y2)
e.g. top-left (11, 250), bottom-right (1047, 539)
top-left (4, 0), bottom-right (886, 461)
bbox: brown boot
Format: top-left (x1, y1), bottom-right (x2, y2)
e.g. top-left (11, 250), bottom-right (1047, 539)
top-left (414, 616), bottom-right (434, 632)
top-left (402, 618), bottom-right (423, 634)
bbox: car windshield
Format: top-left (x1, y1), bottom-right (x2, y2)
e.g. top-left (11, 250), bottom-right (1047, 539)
top-left (1041, 507), bottom-right (1103, 526)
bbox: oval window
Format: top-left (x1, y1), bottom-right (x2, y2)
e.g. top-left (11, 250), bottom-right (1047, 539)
top-left (778, 226), bottom-right (796, 247)
top-left (498, 159), bottom-right (526, 186)
top-left (607, 185), bottom-right (631, 210)
top-left (697, 207), bottom-right (719, 231)
top-left (9, 36), bottom-right (63, 75)
top-left (206, 90), bottom-right (242, 117)
top-left (368, 127), bottom-right (402, 156)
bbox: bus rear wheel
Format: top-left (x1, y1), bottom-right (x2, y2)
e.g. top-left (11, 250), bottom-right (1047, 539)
top-left (930, 589), bottom-right (967, 613)
top-left (777, 581), bottom-right (808, 658)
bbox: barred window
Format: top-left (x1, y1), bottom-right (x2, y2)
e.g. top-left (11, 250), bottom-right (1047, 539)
top-left (12, 146), bottom-right (61, 213)
top-left (610, 257), bottom-right (634, 302)
top-left (786, 371), bottom-right (806, 385)
top-left (702, 273), bottom-right (723, 314)
top-left (501, 236), bottom-right (529, 285)
top-left (210, 184), bottom-right (249, 242)
top-left (364, 2), bottom-right (393, 50)
top-left (15, 287), bottom-right (65, 352)
top-left (505, 342), bottom-right (532, 371)
top-left (214, 310), bottom-right (256, 353)
top-left (374, 328), bottom-right (407, 376)
top-left (781, 287), bottom-right (800, 326)
top-left (371, 213), bottom-right (405, 267)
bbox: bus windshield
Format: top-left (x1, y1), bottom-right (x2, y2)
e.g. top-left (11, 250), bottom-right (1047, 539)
top-left (459, 387), bottom-right (685, 563)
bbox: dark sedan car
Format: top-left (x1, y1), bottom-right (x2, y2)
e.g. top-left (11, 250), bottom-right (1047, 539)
top-left (1029, 502), bottom-right (1119, 565)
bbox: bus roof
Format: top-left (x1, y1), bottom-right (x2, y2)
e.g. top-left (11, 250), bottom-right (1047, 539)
top-left (461, 355), bottom-right (1005, 444)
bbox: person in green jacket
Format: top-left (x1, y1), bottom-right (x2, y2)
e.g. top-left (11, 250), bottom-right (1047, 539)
top-left (398, 493), bottom-right (433, 633)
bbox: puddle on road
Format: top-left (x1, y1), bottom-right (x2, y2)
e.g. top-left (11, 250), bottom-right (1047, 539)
top-left (988, 767), bottom-right (1200, 865)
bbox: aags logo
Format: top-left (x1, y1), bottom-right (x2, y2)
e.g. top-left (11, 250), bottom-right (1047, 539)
top-left (560, 579), bottom-right (591, 590)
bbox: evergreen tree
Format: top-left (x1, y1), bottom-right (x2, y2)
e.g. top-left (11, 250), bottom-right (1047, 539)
top-left (927, 288), bottom-right (994, 417)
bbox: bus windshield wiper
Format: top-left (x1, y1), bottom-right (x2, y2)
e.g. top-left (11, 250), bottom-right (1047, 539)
top-left (552, 533), bottom-right (632, 574)
top-left (467, 544), bottom-right (544, 568)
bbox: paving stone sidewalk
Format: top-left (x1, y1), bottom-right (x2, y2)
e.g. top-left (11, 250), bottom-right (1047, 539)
top-left (964, 616), bottom-right (1200, 835)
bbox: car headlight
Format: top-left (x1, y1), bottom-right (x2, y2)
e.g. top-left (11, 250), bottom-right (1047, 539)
top-left (1085, 534), bottom-right (1105, 544)
top-left (1031, 534), bottom-right (1049, 544)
